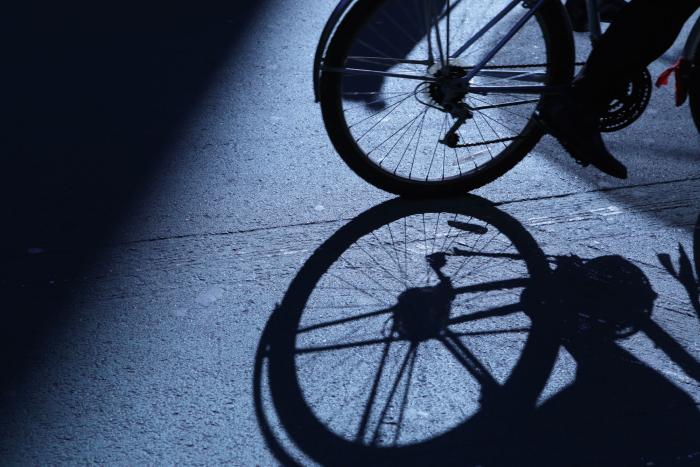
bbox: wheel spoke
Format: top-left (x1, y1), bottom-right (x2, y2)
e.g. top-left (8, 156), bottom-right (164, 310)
top-left (347, 91), bottom-right (415, 129)
top-left (296, 335), bottom-right (401, 355)
top-left (343, 90), bottom-right (416, 112)
top-left (373, 107), bottom-right (427, 160)
top-left (369, 344), bottom-right (417, 446)
top-left (356, 338), bottom-right (394, 442)
top-left (450, 327), bottom-right (530, 337)
top-left (326, 271), bottom-right (394, 306)
top-left (347, 56), bottom-right (431, 66)
top-left (391, 344), bottom-right (418, 445)
top-left (440, 330), bottom-right (500, 389)
top-left (448, 302), bottom-right (522, 326)
top-left (298, 307), bottom-right (395, 334)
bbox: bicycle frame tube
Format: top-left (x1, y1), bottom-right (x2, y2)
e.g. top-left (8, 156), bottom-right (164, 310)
top-left (439, 0), bottom-right (553, 94)
top-left (450, 0), bottom-right (522, 59)
top-left (455, 0), bottom-right (569, 96)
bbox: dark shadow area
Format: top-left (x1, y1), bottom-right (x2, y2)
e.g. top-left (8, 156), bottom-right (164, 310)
top-left (0, 0), bottom-right (267, 387)
top-left (255, 196), bottom-right (700, 466)
top-left (547, 13), bottom-right (700, 232)
top-left (549, 142), bottom-right (700, 235)
top-left (658, 214), bottom-right (700, 319)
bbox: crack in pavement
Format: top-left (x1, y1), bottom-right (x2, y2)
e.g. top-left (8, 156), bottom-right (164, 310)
top-left (88, 174), bottom-right (700, 250)
top-left (493, 174), bottom-right (700, 207)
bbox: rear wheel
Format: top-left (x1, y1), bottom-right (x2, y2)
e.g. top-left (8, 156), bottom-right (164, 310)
top-left (319, 0), bottom-right (574, 196)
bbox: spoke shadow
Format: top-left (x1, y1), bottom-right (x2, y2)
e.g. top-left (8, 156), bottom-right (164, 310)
top-left (254, 196), bottom-right (700, 466)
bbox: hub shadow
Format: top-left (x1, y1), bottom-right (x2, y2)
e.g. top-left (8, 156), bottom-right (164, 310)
top-left (254, 196), bottom-right (700, 466)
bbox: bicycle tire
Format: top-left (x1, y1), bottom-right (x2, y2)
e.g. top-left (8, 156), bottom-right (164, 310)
top-left (319, 0), bottom-right (574, 196)
top-left (262, 197), bottom-right (560, 465)
top-left (690, 61), bottom-right (700, 134)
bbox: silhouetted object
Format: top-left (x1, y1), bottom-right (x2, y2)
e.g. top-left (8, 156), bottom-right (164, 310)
top-left (255, 197), bottom-right (700, 466)
top-left (658, 214), bottom-right (700, 319)
top-left (523, 254), bottom-right (656, 339)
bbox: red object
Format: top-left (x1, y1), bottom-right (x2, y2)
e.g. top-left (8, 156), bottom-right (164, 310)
top-left (656, 58), bottom-right (688, 107)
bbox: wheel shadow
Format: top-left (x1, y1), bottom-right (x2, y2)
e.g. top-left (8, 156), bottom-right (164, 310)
top-left (254, 196), bottom-right (700, 466)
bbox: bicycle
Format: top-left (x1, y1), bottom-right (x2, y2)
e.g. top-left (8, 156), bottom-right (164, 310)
top-left (313, 0), bottom-right (700, 196)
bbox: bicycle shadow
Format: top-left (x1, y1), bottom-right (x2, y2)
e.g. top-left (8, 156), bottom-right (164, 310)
top-left (658, 214), bottom-right (700, 319)
top-left (254, 196), bottom-right (700, 466)
top-left (515, 254), bottom-right (700, 466)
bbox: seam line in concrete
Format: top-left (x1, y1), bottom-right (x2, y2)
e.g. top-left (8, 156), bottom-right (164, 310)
top-left (113, 217), bottom-right (355, 247)
top-left (493, 174), bottom-right (700, 207)
top-left (113, 174), bottom-right (700, 247)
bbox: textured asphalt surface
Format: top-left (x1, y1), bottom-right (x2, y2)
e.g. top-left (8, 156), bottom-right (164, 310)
top-left (1, 1), bottom-right (699, 465)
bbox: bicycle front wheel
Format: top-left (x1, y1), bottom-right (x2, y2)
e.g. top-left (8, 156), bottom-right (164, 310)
top-left (319, 0), bottom-right (574, 196)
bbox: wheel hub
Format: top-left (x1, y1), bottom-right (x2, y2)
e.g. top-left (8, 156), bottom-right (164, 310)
top-left (428, 65), bottom-right (469, 110)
